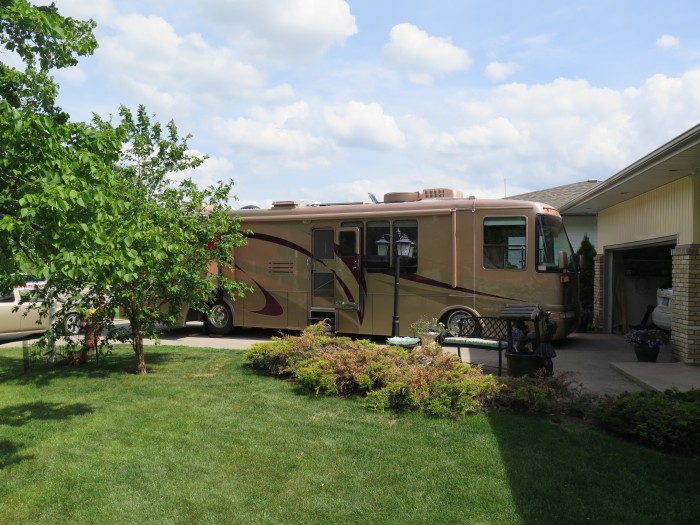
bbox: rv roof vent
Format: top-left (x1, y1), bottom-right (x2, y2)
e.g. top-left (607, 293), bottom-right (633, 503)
top-left (271, 200), bottom-right (299, 208)
top-left (421, 188), bottom-right (464, 199)
top-left (384, 191), bottom-right (420, 203)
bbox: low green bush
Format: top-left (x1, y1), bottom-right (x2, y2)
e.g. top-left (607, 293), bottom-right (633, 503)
top-left (493, 371), bottom-right (596, 417)
top-left (591, 388), bottom-right (700, 457)
top-left (244, 324), bottom-right (502, 418)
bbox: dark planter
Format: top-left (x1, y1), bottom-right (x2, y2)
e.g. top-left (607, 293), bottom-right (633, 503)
top-left (506, 351), bottom-right (545, 378)
top-left (634, 344), bottom-right (659, 363)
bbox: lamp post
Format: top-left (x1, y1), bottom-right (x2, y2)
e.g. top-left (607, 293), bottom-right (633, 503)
top-left (376, 230), bottom-right (415, 337)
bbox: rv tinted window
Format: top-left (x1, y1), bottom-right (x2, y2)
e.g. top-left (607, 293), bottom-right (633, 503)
top-left (367, 221), bottom-right (390, 254)
top-left (338, 230), bottom-right (356, 257)
top-left (341, 221), bottom-right (364, 254)
top-left (483, 217), bottom-right (526, 269)
top-left (393, 219), bottom-right (418, 273)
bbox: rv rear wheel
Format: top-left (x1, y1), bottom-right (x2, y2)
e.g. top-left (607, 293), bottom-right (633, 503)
top-left (205, 300), bottom-right (234, 336)
top-left (445, 309), bottom-right (477, 337)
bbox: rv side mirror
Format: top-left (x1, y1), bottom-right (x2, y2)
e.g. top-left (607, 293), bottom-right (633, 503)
top-left (578, 254), bottom-right (586, 272)
top-left (558, 251), bottom-right (568, 271)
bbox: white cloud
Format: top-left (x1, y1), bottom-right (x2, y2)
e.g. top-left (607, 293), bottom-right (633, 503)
top-left (212, 104), bottom-right (321, 155)
top-left (198, 0), bottom-right (357, 65)
top-left (324, 101), bottom-right (406, 149)
top-left (656, 34), bottom-right (680, 49)
top-left (209, 102), bottom-right (341, 176)
top-left (383, 23), bottom-right (472, 84)
top-left (484, 61), bottom-right (518, 82)
top-left (98, 14), bottom-right (278, 116)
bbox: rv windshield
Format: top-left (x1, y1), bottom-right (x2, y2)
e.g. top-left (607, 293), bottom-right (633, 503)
top-left (536, 214), bottom-right (576, 272)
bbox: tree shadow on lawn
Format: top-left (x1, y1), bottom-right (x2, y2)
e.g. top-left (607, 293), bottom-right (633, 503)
top-left (487, 412), bottom-right (700, 525)
top-left (0, 350), bottom-right (178, 386)
top-left (0, 400), bottom-right (93, 427)
top-left (0, 401), bottom-right (93, 469)
top-left (0, 439), bottom-right (33, 469)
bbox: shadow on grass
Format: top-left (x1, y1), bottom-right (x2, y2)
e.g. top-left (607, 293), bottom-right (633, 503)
top-left (0, 401), bottom-right (94, 469)
top-left (487, 412), bottom-right (700, 524)
top-left (0, 440), bottom-right (33, 469)
top-left (0, 401), bottom-right (93, 427)
top-left (0, 350), bottom-right (179, 386)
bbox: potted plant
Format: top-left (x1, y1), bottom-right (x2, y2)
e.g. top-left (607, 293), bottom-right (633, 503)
top-left (410, 316), bottom-right (445, 346)
top-left (504, 321), bottom-right (546, 377)
top-left (624, 328), bottom-right (670, 362)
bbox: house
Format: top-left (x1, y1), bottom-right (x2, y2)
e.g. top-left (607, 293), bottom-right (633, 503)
top-left (508, 179), bottom-right (603, 251)
top-left (561, 123), bottom-right (700, 364)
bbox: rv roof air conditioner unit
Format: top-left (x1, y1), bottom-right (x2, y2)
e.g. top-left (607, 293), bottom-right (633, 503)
top-left (421, 188), bottom-right (464, 199)
top-left (383, 191), bottom-right (420, 203)
top-left (271, 200), bottom-right (300, 208)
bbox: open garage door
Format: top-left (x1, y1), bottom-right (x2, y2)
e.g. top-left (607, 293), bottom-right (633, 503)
top-left (606, 240), bottom-right (675, 333)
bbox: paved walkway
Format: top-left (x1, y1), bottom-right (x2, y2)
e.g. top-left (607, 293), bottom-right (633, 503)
top-left (3, 325), bottom-right (698, 395)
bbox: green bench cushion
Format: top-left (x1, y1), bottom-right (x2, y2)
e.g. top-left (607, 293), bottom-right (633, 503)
top-left (441, 337), bottom-right (506, 349)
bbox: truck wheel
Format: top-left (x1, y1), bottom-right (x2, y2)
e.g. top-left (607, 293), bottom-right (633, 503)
top-left (205, 300), bottom-right (234, 336)
top-left (63, 312), bottom-right (83, 335)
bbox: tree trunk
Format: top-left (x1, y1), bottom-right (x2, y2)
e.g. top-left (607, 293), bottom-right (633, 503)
top-left (131, 323), bottom-right (148, 374)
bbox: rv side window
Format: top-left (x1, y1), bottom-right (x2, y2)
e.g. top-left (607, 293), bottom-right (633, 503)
top-left (393, 219), bottom-right (418, 273)
top-left (365, 221), bottom-right (390, 272)
top-left (483, 217), bottom-right (526, 269)
top-left (340, 221), bottom-right (364, 255)
top-left (338, 231), bottom-right (356, 256)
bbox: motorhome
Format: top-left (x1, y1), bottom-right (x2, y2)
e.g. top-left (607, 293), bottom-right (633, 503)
top-left (198, 189), bottom-right (580, 339)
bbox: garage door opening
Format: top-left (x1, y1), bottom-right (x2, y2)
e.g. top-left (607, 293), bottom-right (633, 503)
top-left (608, 242), bottom-right (674, 334)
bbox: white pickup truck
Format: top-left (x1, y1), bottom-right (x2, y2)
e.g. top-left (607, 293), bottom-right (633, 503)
top-left (0, 280), bottom-right (82, 337)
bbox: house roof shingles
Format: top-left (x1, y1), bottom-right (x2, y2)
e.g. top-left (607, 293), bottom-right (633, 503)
top-left (507, 180), bottom-right (603, 211)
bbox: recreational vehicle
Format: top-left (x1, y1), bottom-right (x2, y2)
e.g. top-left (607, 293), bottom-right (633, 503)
top-left (199, 189), bottom-right (580, 340)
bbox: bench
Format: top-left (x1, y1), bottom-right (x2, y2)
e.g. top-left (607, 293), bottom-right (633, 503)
top-left (438, 303), bottom-right (553, 376)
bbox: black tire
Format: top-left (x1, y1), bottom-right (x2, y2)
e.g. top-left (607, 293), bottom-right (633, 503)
top-left (445, 309), bottom-right (477, 337)
top-left (63, 312), bottom-right (83, 335)
top-left (204, 300), bottom-right (234, 336)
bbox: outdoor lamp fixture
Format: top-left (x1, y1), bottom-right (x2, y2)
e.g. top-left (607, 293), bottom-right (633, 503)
top-left (376, 234), bottom-right (390, 257)
top-left (376, 230), bottom-right (415, 337)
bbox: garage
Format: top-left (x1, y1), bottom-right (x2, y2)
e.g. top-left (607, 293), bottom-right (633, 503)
top-left (607, 241), bottom-right (674, 333)
top-left (561, 123), bottom-right (700, 364)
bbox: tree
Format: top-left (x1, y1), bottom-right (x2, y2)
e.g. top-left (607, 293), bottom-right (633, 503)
top-left (91, 105), bottom-right (249, 374)
top-left (1, 0), bottom-right (103, 286)
top-left (576, 233), bottom-right (597, 330)
top-left (1, 2), bottom-right (248, 374)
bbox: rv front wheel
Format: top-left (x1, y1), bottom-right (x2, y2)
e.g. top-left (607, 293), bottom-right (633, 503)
top-left (205, 300), bottom-right (233, 336)
top-left (445, 309), bottom-right (477, 337)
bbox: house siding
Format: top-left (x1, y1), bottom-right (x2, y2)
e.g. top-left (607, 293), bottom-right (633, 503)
top-left (597, 177), bottom-right (693, 251)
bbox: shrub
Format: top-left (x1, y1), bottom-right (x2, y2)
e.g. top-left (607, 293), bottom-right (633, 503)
top-left (244, 322), bottom-right (336, 374)
top-left (591, 389), bottom-right (700, 457)
top-left (245, 325), bottom-right (503, 418)
top-left (492, 371), bottom-right (596, 416)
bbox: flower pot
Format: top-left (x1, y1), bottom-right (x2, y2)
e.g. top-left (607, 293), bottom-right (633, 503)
top-left (419, 332), bottom-right (439, 346)
top-left (506, 351), bottom-right (545, 378)
top-left (634, 344), bottom-right (659, 363)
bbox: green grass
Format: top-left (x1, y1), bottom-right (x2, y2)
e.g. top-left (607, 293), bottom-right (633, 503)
top-left (1, 345), bottom-right (698, 524)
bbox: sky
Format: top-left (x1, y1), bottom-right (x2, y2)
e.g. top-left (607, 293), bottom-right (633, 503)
top-left (32, 0), bottom-right (700, 208)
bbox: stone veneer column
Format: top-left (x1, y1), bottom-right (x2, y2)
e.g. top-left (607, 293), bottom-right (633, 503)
top-left (593, 254), bottom-right (605, 332)
top-left (671, 245), bottom-right (700, 364)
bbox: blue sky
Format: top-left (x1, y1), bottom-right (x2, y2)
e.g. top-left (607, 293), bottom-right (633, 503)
top-left (38, 0), bottom-right (700, 207)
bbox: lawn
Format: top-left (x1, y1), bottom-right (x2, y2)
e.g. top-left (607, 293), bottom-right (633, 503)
top-left (1, 345), bottom-right (698, 524)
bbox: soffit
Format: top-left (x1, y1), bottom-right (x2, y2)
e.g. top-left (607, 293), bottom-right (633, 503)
top-left (561, 123), bottom-right (700, 214)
